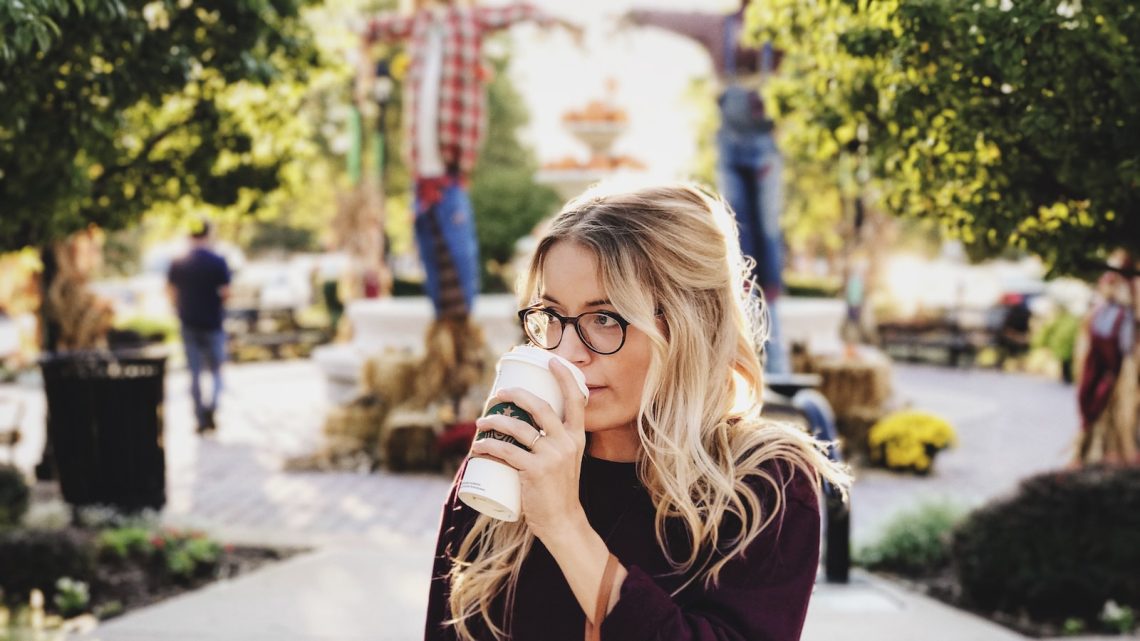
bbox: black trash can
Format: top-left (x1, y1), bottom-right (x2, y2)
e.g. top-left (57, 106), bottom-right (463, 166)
top-left (40, 349), bottom-right (167, 512)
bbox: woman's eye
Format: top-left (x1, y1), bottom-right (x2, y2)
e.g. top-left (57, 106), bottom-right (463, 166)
top-left (593, 314), bottom-right (617, 327)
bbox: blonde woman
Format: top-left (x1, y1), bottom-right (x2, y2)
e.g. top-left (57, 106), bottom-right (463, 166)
top-left (425, 184), bottom-right (850, 641)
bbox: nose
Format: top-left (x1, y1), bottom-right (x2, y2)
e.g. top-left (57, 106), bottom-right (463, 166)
top-left (553, 321), bottom-right (593, 366)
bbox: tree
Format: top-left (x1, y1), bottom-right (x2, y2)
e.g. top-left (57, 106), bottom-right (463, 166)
top-left (0, 0), bottom-right (318, 252)
top-left (748, 0), bottom-right (1140, 274)
top-left (469, 49), bottom-right (561, 292)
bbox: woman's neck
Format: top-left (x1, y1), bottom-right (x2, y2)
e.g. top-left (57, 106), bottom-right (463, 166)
top-left (587, 427), bottom-right (640, 462)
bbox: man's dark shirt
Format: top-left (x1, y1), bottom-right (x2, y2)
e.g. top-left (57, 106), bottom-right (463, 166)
top-left (167, 247), bottom-right (231, 331)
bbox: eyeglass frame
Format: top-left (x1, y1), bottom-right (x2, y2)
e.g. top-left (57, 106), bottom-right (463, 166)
top-left (517, 306), bottom-right (633, 355)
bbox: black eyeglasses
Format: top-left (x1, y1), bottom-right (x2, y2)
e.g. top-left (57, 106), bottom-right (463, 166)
top-left (518, 307), bottom-right (632, 355)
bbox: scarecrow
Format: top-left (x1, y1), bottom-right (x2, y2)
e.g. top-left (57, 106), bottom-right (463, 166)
top-left (354, 2), bottom-right (578, 456)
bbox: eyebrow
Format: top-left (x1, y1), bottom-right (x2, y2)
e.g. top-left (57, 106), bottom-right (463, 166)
top-left (540, 294), bottom-right (612, 308)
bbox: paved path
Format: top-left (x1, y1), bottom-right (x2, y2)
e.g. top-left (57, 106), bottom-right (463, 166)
top-left (0, 358), bottom-right (1091, 640)
top-left (850, 364), bottom-right (1077, 543)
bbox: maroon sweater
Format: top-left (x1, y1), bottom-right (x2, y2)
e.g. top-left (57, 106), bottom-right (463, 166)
top-left (424, 456), bottom-right (822, 641)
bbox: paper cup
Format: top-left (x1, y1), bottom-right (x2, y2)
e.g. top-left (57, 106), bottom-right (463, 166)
top-left (458, 346), bottom-right (588, 521)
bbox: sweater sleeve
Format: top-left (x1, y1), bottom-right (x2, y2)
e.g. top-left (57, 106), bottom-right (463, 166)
top-left (423, 468), bottom-right (474, 641)
top-left (475, 3), bottom-right (553, 32)
top-left (601, 476), bottom-right (822, 641)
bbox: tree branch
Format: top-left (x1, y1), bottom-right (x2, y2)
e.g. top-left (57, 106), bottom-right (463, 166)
top-left (91, 101), bottom-right (204, 196)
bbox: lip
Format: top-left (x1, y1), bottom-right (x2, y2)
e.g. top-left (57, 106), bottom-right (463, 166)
top-left (586, 385), bottom-right (606, 394)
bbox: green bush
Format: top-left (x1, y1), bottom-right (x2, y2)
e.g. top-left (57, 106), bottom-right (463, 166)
top-left (97, 525), bottom-right (222, 581)
top-left (113, 315), bottom-right (178, 344)
top-left (471, 167), bottom-right (561, 292)
top-left (0, 464), bottom-right (30, 529)
top-left (856, 502), bottom-right (965, 576)
top-left (155, 529), bottom-right (222, 581)
top-left (97, 526), bottom-right (154, 560)
top-left (952, 466), bottom-right (1140, 622)
top-left (1032, 311), bottom-right (1081, 363)
top-left (0, 529), bottom-right (95, 607)
top-left (53, 577), bottom-right (90, 618)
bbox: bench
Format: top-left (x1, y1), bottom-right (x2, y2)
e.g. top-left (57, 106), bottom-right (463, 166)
top-left (225, 307), bottom-right (332, 361)
top-left (877, 319), bottom-right (994, 367)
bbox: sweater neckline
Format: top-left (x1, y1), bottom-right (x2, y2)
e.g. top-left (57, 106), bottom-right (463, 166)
top-left (582, 454), bottom-right (640, 487)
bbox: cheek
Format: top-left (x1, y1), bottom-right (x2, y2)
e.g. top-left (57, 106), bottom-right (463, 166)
top-left (602, 348), bottom-right (652, 411)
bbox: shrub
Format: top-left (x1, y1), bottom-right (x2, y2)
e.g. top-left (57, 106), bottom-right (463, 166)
top-left (154, 528), bottom-right (222, 581)
top-left (53, 577), bottom-right (90, 617)
top-left (0, 464), bottom-right (30, 528)
top-left (868, 411), bottom-right (957, 473)
top-left (0, 529), bottom-right (95, 607)
top-left (96, 525), bottom-right (222, 582)
top-left (952, 466), bottom-right (1140, 623)
top-left (97, 526), bottom-right (154, 560)
top-left (1032, 311), bottom-right (1081, 364)
top-left (856, 502), bottom-right (966, 576)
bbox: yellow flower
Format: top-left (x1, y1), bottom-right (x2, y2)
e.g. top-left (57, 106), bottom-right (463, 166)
top-left (391, 53), bottom-right (410, 81)
top-left (869, 411), bottom-right (957, 472)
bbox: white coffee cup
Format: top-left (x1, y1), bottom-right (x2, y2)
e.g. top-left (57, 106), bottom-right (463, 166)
top-left (458, 345), bottom-right (589, 521)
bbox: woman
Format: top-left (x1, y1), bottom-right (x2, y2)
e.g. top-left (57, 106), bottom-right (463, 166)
top-left (425, 184), bottom-right (850, 641)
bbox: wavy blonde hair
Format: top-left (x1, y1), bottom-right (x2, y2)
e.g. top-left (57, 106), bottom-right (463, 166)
top-left (446, 183), bottom-right (851, 640)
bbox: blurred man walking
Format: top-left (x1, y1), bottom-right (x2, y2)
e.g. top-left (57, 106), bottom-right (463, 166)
top-left (167, 220), bottom-right (231, 434)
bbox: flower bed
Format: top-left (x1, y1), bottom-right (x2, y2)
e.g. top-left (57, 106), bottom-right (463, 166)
top-left (856, 466), bottom-right (1140, 637)
top-left (0, 523), bottom-right (302, 632)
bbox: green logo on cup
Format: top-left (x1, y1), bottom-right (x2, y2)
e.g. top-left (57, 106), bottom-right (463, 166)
top-left (476, 402), bottom-right (538, 450)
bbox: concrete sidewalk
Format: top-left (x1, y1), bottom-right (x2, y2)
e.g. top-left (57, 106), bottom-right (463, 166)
top-left (79, 538), bottom-right (436, 641)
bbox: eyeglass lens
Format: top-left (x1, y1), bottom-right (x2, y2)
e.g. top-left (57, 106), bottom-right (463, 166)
top-left (523, 309), bottom-right (624, 354)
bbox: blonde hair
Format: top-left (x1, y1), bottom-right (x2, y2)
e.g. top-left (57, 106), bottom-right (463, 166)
top-left (445, 183), bottom-right (851, 640)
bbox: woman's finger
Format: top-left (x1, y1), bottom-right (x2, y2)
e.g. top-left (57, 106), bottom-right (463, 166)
top-left (475, 414), bottom-right (542, 450)
top-left (493, 387), bottom-right (564, 439)
top-left (549, 359), bottom-right (587, 434)
top-left (469, 438), bottom-right (532, 471)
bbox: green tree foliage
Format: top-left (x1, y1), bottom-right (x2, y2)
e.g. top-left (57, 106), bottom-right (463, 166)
top-left (748, 0), bottom-right (1140, 274)
top-left (0, 0), bottom-right (318, 251)
top-left (470, 50), bottom-right (561, 292)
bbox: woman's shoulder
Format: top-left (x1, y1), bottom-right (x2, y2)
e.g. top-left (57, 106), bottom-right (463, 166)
top-left (745, 455), bottom-right (820, 513)
top-left (726, 418), bottom-right (823, 513)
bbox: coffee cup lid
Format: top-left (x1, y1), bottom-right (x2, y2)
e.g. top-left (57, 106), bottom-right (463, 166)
top-left (502, 345), bottom-right (589, 400)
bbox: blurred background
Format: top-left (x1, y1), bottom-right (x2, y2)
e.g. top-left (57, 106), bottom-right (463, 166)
top-left (0, 0), bottom-right (1137, 639)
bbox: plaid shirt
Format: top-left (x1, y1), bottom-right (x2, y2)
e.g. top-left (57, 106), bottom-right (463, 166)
top-left (367, 4), bottom-right (553, 179)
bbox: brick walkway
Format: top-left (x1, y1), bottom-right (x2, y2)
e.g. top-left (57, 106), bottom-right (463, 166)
top-left (5, 359), bottom-right (453, 548)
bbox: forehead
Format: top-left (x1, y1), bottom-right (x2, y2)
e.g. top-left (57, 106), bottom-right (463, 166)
top-left (539, 241), bottom-right (607, 305)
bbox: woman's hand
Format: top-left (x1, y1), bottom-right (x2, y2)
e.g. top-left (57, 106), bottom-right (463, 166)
top-left (468, 360), bottom-right (589, 541)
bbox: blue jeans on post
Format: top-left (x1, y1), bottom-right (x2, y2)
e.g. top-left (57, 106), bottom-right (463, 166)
top-left (718, 128), bottom-right (789, 374)
top-left (181, 327), bottom-right (226, 428)
top-left (414, 182), bottom-right (481, 316)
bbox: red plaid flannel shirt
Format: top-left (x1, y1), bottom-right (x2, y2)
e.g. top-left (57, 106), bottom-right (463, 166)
top-left (366, 4), bottom-right (553, 180)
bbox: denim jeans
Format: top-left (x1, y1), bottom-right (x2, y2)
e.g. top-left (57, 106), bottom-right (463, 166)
top-left (414, 181), bottom-right (480, 316)
top-left (718, 128), bottom-right (789, 374)
top-left (181, 327), bottom-right (226, 426)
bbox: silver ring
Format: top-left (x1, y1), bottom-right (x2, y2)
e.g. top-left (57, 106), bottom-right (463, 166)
top-left (528, 429), bottom-right (546, 449)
